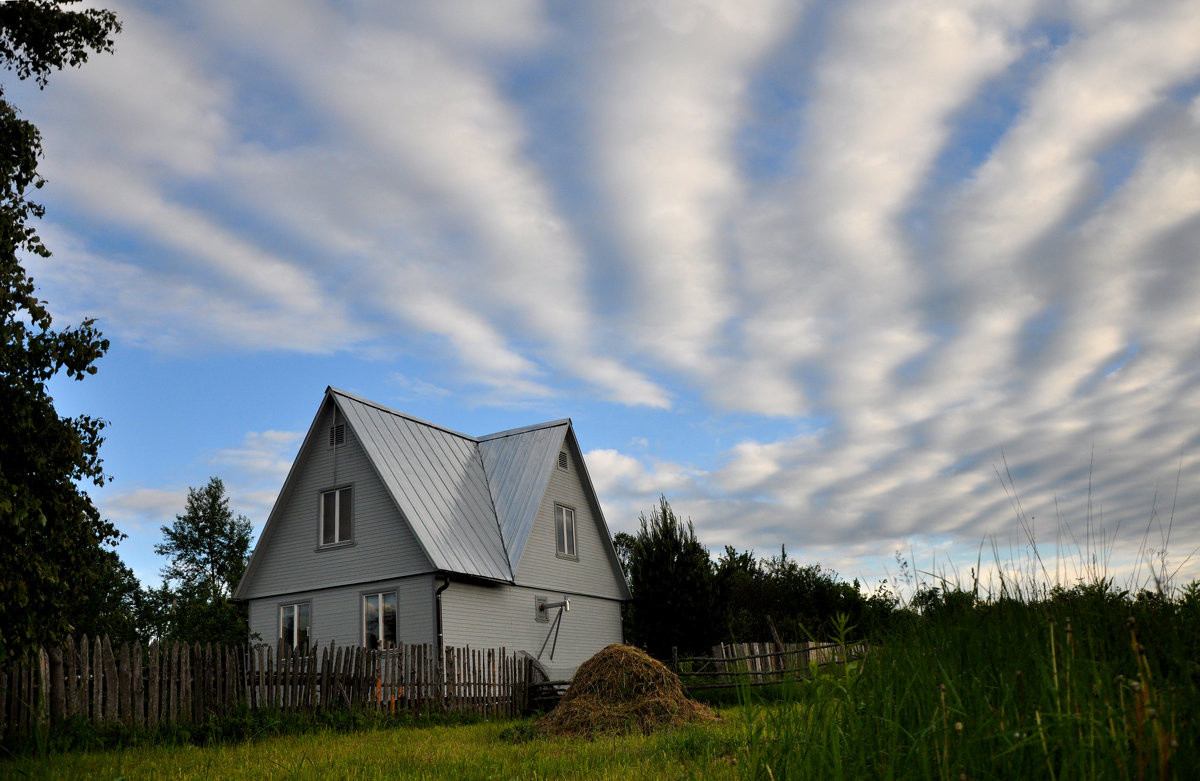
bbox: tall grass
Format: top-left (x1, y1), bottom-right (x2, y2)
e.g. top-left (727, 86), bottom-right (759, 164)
top-left (742, 575), bottom-right (1200, 780)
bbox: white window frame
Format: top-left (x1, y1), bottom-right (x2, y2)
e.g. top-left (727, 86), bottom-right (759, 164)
top-left (280, 602), bottom-right (310, 651)
top-left (555, 504), bottom-right (577, 560)
top-left (319, 485), bottom-right (353, 547)
top-left (362, 591), bottom-right (398, 650)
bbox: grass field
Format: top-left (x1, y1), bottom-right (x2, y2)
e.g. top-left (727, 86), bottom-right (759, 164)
top-left (0, 714), bottom-right (745, 780)
top-left (5, 577), bottom-right (1197, 780)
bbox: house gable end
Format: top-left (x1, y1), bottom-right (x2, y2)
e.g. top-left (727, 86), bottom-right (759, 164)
top-left (235, 391), bottom-right (435, 601)
top-left (512, 426), bottom-right (631, 601)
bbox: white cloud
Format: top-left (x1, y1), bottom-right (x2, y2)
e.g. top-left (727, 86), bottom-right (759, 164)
top-left (20, 0), bottom-right (1200, 591)
top-left (592, 0), bottom-right (804, 372)
top-left (212, 430), bottom-right (302, 483)
top-left (101, 488), bottom-right (186, 528)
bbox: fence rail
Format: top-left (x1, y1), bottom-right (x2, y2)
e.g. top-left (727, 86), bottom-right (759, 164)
top-left (0, 636), bottom-right (529, 740)
top-left (672, 640), bottom-right (866, 689)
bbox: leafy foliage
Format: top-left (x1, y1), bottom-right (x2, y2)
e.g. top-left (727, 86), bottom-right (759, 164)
top-left (622, 497), bottom-right (901, 659)
top-left (625, 496), bottom-right (715, 659)
top-left (71, 546), bottom-right (144, 645)
top-left (153, 477), bottom-right (253, 645)
top-left (0, 0), bottom-right (120, 663)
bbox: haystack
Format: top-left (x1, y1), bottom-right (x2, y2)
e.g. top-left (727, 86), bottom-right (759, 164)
top-left (537, 644), bottom-right (717, 736)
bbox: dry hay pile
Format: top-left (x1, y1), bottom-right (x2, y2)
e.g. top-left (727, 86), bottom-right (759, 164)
top-left (537, 644), bottom-right (717, 737)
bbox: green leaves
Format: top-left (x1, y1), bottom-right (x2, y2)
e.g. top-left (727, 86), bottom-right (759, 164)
top-left (0, 0), bottom-right (120, 664)
top-left (626, 496), bottom-right (716, 658)
top-left (153, 477), bottom-right (253, 646)
top-left (0, 0), bottom-right (119, 87)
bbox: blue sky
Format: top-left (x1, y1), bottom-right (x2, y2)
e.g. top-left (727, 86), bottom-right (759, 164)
top-left (23, 0), bottom-right (1200, 597)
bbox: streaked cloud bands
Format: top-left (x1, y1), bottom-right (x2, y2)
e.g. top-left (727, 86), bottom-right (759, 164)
top-left (26, 0), bottom-right (1200, 588)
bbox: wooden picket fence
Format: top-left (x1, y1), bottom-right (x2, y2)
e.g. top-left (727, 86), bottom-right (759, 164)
top-left (0, 635), bottom-right (530, 740)
top-left (672, 640), bottom-right (867, 690)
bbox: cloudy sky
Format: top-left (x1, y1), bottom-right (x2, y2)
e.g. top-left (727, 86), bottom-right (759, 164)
top-left (24, 0), bottom-right (1200, 597)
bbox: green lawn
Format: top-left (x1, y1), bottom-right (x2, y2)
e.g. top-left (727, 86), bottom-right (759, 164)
top-left (0, 714), bottom-right (744, 780)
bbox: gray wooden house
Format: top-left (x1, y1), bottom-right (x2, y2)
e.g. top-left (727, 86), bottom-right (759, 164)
top-left (233, 387), bottom-right (631, 679)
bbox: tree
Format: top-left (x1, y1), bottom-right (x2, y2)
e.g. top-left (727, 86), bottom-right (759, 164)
top-left (71, 546), bottom-right (143, 644)
top-left (612, 531), bottom-right (636, 583)
top-left (713, 545), bottom-right (762, 640)
top-left (626, 496), bottom-right (715, 660)
top-left (154, 477), bottom-right (254, 645)
top-left (0, 0), bottom-right (120, 663)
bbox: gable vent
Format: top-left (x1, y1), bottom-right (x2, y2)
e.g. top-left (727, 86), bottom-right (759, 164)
top-left (558, 451), bottom-right (568, 471)
top-left (329, 424), bottom-right (345, 447)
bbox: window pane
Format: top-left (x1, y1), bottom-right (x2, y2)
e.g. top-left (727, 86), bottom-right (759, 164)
top-left (564, 509), bottom-right (575, 556)
top-left (322, 492), bottom-right (336, 544)
top-left (339, 488), bottom-right (352, 541)
top-left (298, 604), bottom-right (310, 651)
top-left (282, 606), bottom-right (295, 649)
top-left (555, 506), bottom-right (565, 555)
top-left (364, 594), bottom-right (379, 649)
top-left (383, 592), bottom-right (397, 648)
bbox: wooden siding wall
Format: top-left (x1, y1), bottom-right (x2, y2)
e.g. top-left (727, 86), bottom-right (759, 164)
top-left (514, 443), bottom-right (626, 601)
top-left (0, 637), bottom-right (529, 740)
top-left (248, 575), bottom-right (436, 649)
top-left (241, 404), bottom-right (433, 600)
top-left (441, 585), bottom-right (622, 680)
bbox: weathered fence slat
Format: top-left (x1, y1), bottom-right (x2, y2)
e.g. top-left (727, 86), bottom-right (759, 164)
top-left (148, 641), bottom-right (159, 729)
top-left (118, 642), bottom-right (132, 727)
top-left (674, 640), bottom-right (866, 690)
top-left (65, 636), bottom-right (78, 719)
top-left (1, 636), bottom-right (530, 738)
top-left (132, 643), bottom-right (144, 728)
top-left (49, 646), bottom-right (64, 722)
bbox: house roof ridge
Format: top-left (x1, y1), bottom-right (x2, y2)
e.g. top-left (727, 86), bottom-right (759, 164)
top-left (478, 418), bottom-right (571, 442)
top-left (326, 386), bottom-right (479, 443)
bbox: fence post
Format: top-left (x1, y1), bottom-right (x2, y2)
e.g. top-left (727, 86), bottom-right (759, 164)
top-left (204, 643), bottom-right (213, 718)
top-left (308, 646), bottom-right (319, 710)
top-left (254, 645), bottom-right (263, 710)
top-left (317, 645), bottom-right (328, 710)
top-left (168, 643), bottom-right (179, 723)
top-left (0, 656), bottom-right (8, 742)
top-left (49, 646), bottom-right (64, 722)
top-left (90, 636), bottom-right (102, 724)
top-left (100, 637), bottom-right (117, 723)
top-left (16, 656), bottom-right (28, 734)
top-left (117, 642), bottom-right (131, 727)
top-left (148, 641), bottom-right (160, 729)
top-left (36, 648), bottom-right (50, 732)
top-left (79, 635), bottom-right (91, 723)
top-left (284, 644), bottom-right (294, 712)
top-left (65, 637), bottom-right (78, 719)
top-left (132, 642), bottom-right (143, 728)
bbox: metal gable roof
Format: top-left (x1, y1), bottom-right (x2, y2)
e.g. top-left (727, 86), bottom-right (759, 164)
top-left (330, 388), bottom-right (513, 582)
top-left (478, 420), bottom-right (570, 572)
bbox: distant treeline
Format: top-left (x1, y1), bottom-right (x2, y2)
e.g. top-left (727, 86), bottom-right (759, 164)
top-left (612, 496), bottom-right (1200, 664)
top-left (613, 496), bottom-right (898, 660)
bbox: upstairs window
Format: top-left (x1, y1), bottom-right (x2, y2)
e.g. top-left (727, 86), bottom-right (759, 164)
top-left (363, 591), bottom-right (397, 650)
top-left (280, 603), bottom-right (310, 651)
top-left (555, 504), bottom-right (576, 559)
top-left (321, 486), bottom-right (353, 546)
